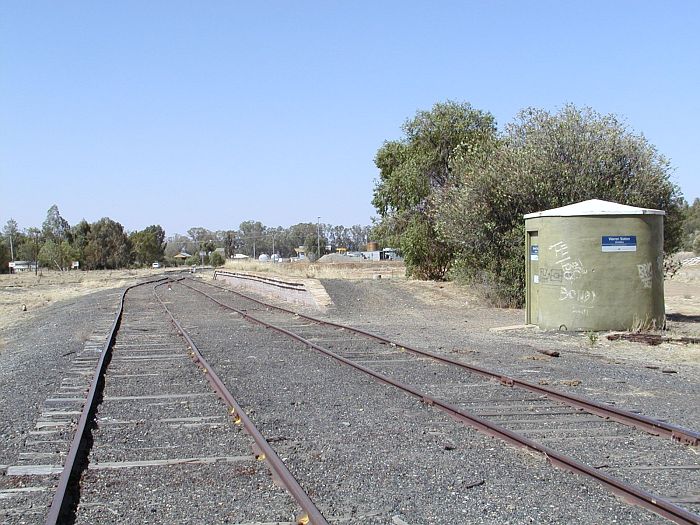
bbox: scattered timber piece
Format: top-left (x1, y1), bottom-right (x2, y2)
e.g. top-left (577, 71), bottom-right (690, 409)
top-left (537, 349), bottom-right (560, 357)
top-left (464, 479), bottom-right (486, 489)
top-left (607, 333), bottom-right (663, 345)
top-left (607, 333), bottom-right (700, 345)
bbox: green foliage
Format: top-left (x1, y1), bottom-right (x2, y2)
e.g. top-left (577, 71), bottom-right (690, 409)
top-left (0, 241), bottom-right (9, 273)
top-left (682, 198), bottom-right (700, 250)
top-left (130, 225), bottom-right (166, 266)
top-left (186, 254), bottom-right (204, 266)
top-left (3, 219), bottom-right (19, 261)
top-left (372, 101), bottom-right (497, 279)
top-left (693, 232), bottom-right (700, 255)
top-left (70, 220), bottom-right (91, 264)
top-left (209, 250), bottom-right (225, 267)
top-left (42, 205), bottom-right (71, 243)
top-left (435, 104), bottom-right (685, 306)
top-left (38, 239), bottom-right (78, 271)
top-left (303, 230), bottom-right (327, 261)
top-left (83, 218), bottom-right (132, 270)
top-left (398, 216), bottom-right (452, 280)
top-left (586, 331), bottom-right (599, 345)
top-left (17, 228), bottom-right (42, 269)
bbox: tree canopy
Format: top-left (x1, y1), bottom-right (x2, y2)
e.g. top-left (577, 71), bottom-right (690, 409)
top-left (130, 225), bottom-right (166, 265)
top-left (83, 218), bottom-right (131, 270)
top-left (434, 104), bottom-right (685, 305)
top-left (372, 101), bottom-right (497, 279)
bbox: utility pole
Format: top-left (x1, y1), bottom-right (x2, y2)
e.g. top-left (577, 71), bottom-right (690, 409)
top-left (317, 217), bottom-right (321, 261)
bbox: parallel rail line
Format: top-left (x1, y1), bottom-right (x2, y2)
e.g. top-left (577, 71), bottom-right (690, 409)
top-left (46, 278), bottom-right (327, 525)
top-left (207, 273), bottom-right (699, 446)
top-left (180, 275), bottom-right (699, 525)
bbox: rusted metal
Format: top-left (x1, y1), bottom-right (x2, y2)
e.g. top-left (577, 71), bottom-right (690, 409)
top-left (46, 278), bottom-right (167, 525)
top-left (153, 281), bottom-right (328, 525)
top-left (202, 275), bottom-right (700, 447)
top-left (183, 277), bottom-right (700, 524)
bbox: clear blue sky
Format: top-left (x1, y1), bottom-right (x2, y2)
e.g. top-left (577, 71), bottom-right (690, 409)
top-left (1, 1), bottom-right (698, 237)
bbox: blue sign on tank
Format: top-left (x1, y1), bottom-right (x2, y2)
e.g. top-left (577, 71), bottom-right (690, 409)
top-left (601, 235), bottom-right (637, 252)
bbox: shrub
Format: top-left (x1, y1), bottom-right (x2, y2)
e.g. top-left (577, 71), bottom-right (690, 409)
top-left (435, 105), bottom-right (684, 306)
top-left (209, 251), bottom-right (225, 267)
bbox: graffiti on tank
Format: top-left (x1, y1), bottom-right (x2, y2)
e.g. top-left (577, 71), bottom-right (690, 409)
top-left (559, 287), bottom-right (597, 305)
top-left (561, 259), bottom-right (587, 281)
top-left (549, 241), bottom-right (570, 264)
top-left (637, 262), bottom-right (653, 289)
top-left (548, 241), bottom-right (587, 281)
top-left (539, 268), bottom-right (563, 284)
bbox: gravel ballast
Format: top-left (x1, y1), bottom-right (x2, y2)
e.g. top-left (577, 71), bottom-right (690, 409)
top-left (1, 274), bottom-right (697, 524)
top-left (163, 278), bottom-right (686, 523)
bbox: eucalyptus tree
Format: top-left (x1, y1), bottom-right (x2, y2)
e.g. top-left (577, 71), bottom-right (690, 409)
top-left (42, 205), bottom-right (72, 243)
top-left (372, 101), bottom-right (497, 279)
top-left (84, 218), bottom-right (132, 269)
top-left (3, 218), bottom-right (19, 260)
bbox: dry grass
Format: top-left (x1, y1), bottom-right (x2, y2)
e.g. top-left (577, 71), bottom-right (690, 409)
top-left (0, 268), bottom-right (160, 330)
top-left (222, 259), bottom-right (406, 280)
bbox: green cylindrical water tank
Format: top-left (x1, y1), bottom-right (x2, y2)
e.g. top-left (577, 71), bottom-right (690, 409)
top-left (524, 199), bottom-right (665, 331)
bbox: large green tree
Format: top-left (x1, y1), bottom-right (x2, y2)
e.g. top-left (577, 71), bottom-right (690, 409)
top-left (435, 104), bottom-right (685, 305)
top-left (130, 225), bottom-right (166, 265)
top-left (84, 218), bottom-right (132, 269)
top-left (372, 101), bottom-right (497, 279)
top-left (42, 205), bottom-right (72, 243)
top-left (38, 239), bottom-right (78, 271)
top-left (3, 219), bottom-right (19, 261)
top-left (70, 220), bottom-right (91, 266)
top-left (17, 228), bottom-right (42, 274)
top-left (0, 240), bottom-right (9, 273)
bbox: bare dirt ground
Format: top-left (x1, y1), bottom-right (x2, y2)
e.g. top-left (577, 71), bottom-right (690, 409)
top-left (0, 268), bottom-right (162, 331)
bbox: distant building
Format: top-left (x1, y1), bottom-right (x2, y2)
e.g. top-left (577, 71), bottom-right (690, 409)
top-left (8, 261), bottom-right (37, 273)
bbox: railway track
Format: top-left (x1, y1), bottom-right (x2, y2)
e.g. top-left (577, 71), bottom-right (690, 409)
top-left (45, 279), bottom-right (325, 524)
top-left (170, 275), bottom-right (700, 525)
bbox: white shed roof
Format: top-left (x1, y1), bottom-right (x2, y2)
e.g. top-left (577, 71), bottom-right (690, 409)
top-left (524, 199), bottom-right (665, 219)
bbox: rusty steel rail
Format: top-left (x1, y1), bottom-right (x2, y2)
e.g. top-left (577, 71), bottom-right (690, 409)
top-left (206, 274), bottom-right (699, 447)
top-left (152, 281), bottom-right (328, 525)
top-left (181, 277), bottom-right (700, 525)
top-left (45, 278), bottom-right (167, 525)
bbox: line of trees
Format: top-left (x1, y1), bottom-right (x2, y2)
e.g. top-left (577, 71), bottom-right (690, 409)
top-left (0, 206), bottom-right (166, 273)
top-left (372, 101), bottom-right (690, 305)
top-left (167, 222), bottom-right (371, 262)
top-left (1, 205), bottom-right (372, 273)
